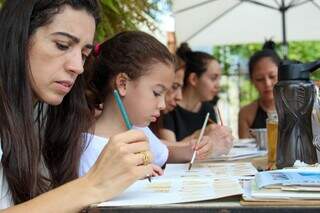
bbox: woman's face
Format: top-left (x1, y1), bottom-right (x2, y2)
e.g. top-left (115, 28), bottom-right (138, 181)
top-left (195, 59), bottom-right (221, 101)
top-left (123, 62), bottom-right (175, 127)
top-left (28, 6), bottom-right (96, 105)
top-left (164, 68), bottom-right (185, 113)
top-left (251, 57), bottom-right (278, 101)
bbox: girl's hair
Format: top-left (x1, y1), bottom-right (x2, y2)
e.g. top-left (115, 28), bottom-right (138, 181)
top-left (176, 42), bottom-right (216, 86)
top-left (85, 31), bottom-right (175, 111)
top-left (248, 40), bottom-right (281, 78)
top-left (0, 0), bottom-right (100, 204)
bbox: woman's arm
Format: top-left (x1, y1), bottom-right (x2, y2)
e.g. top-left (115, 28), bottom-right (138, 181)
top-left (4, 177), bottom-right (97, 213)
top-left (158, 129), bottom-right (176, 142)
top-left (162, 133), bottom-right (213, 163)
top-left (238, 109), bottom-right (251, 138)
top-left (162, 139), bottom-right (192, 163)
top-left (238, 102), bottom-right (257, 138)
top-left (2, 130), bottom-right (154, 213)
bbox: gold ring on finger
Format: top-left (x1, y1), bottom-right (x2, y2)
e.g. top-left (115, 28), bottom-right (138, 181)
top-left (141, 151), bottom-right (151, 165)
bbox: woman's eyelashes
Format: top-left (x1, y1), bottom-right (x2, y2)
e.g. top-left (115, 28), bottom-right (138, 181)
top-left (55, 41), bottom-right (90, 63)
top-left (55, 42), bottom-right (69, 51)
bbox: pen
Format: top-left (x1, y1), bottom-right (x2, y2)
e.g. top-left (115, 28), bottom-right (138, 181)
top-left (113, 89), bottom-right (133, 129)
top-left (188, 112), bottom-right (210, 171)
top-left (113, 90), bottom-right (151, 182)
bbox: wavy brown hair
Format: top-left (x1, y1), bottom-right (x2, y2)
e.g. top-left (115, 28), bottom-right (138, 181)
top-left (0, 0), bottom-right (99, 204)
top-left (85, 31), bottom-right (175, 112)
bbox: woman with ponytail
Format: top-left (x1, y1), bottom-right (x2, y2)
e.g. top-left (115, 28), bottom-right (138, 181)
top-left (160, 43), bottom-right (233, 157)
top-left (238, 40), bottom-right (281, 138)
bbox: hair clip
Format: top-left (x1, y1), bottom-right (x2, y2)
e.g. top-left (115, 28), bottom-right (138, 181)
top-left (93, 43), bottom-right (100, 56)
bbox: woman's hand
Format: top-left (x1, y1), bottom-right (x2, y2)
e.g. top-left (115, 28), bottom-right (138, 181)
top-left (205, 124), bottom-right (234, 157)
top-left (189, 136), bottom-right (213, 160)
top-left (83, 130), bottom-right (154, 203)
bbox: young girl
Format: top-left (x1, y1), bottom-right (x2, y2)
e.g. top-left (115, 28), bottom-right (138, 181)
top-left (160, 43), bottom-right (233, 157)
top-left (0, 1), bottom-right (153, 211)
top-left (80, 31), bottom-right (174, 175)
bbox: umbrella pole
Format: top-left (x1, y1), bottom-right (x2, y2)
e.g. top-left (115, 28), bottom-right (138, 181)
top-left (280, 0), bottom-right (288, 59)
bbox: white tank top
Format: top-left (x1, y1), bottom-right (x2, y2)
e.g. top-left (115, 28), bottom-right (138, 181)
top-left (79, 127), bottom-right (169, 176)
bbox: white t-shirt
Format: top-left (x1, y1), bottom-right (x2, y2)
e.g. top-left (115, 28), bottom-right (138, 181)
top-left (0, 145), bottom-right (13, 209)
top-left (79, 127), bottom-right (169, 177)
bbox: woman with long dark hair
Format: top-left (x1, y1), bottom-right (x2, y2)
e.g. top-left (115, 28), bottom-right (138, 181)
top-left (0, 1), bottom-right (153, 211)
top-left (238, 41), bottom-right (281, 138)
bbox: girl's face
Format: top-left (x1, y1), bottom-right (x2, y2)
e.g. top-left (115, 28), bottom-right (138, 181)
top-left (28, 6), bottom-right (96, 105)
top-left (123, 62), bottom-right (175, 127)
top-left (164, 68), bottom-right (185, 113)
top-left (251, 57), bottom-right (278, 101)
top-left (195, 60), bottom-right (221, 101)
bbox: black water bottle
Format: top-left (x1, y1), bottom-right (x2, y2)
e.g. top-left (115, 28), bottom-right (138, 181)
top-left (274, 60), bottom-right (320, 168)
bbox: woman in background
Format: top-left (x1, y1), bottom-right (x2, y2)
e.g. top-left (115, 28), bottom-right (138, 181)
top-left (160, 43), bottom-right (233, 157)
top-left (238, 41), bottom-right (281, 138)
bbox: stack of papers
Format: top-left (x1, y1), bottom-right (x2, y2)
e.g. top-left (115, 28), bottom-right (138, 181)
top-left (243, 169), bottom-right (320, 201)
top-left (96, 162), bottom-right (258, 207)
top-left (256, 169), bottom-right (320, 189)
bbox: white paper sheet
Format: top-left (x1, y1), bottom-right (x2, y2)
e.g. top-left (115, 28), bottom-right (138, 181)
top-left (191, 162), bottom-right (258, 179)
top-left (205, 147), bottom-right (267, 162)
top-left (233, 138), bottom-right (257, 148)
top-left (96, 163), bottom-right (253, 207)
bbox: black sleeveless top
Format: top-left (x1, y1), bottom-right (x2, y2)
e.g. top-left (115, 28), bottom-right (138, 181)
top-left (163, 102), bottom-right (217, 141)
top-left (250, 104), bottom-right (268, 129)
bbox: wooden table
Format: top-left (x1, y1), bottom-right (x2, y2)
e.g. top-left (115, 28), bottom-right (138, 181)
top-left (88, 196), bottom-right (320, 213)
top-left (87, 156), bottom-right (320, 213)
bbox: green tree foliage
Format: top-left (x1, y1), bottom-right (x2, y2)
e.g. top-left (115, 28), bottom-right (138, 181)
top-left (0, 0), bottom-right (162, 42)
top-left (96, 0), bottom-right (161, 41)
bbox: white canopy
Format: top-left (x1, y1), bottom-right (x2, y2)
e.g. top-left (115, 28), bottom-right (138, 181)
top-left (173, 0), bottom-right (320, 49)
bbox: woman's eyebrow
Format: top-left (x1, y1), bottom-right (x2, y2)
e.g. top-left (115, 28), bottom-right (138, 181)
top-left (51, 32), bottom-right (93, 49)
top-left (52, 32), bottom-right (80, 43)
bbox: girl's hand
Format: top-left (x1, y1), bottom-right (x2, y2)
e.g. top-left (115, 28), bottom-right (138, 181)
top-left (83, 130), bottom-right (154, 203)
